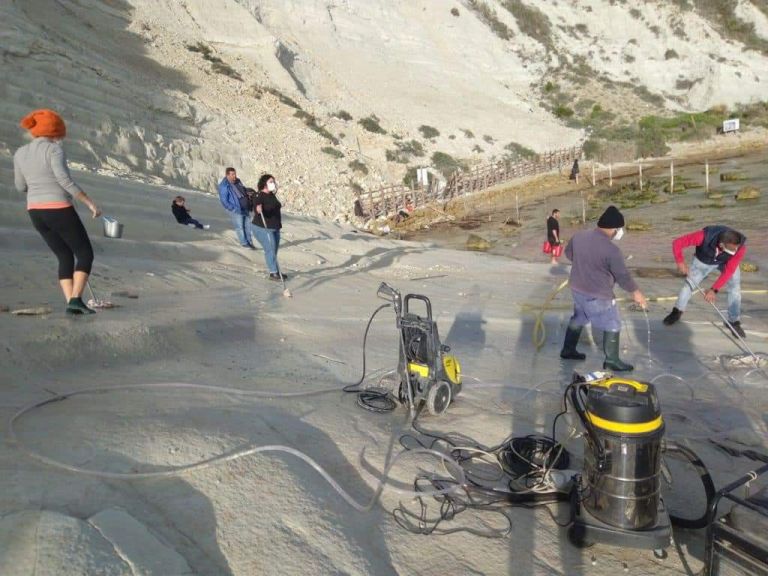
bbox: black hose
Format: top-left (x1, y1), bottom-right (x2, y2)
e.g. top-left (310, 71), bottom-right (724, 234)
top-left (664, 442), bottom-right (716, 529)
top-left (343, 303), bottom-right (398, 412)
top-left (569, 382), bottom-right (606, 468)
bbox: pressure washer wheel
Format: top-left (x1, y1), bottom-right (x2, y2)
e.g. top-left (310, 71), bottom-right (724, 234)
top-left (426, 381), bottom-right (452, 416)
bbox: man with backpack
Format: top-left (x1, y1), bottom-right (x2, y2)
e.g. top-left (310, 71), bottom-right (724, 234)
top-left (218, 167), bottom-right (254, 248)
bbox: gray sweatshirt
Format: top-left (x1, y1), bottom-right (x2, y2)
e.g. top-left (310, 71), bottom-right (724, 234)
top-left (565, 228), bottom-right (638, 299)
top-left (14, 138), bottom-right (83, 207)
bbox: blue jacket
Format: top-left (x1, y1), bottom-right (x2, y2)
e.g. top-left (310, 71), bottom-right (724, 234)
top-left (218, 177), bottom-right (247, 214)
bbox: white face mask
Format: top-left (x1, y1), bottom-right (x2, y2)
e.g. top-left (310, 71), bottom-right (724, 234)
top-left (721, 245), bottom-right (736, 256)
top-left (267, 181), bottom-right (277, 192)
top-left (613, 227), bottom-right (625, 241)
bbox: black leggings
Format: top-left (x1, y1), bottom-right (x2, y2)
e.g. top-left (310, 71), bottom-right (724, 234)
top-left (28, 207), bottom-right (94, 279)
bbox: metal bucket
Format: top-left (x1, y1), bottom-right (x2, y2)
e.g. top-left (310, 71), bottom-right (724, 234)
top-left (103, 217), bottom-right (123, 239)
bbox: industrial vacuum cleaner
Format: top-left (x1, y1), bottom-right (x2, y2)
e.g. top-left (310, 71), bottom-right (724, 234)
top-left (567, 372), bottom-right (672, 556)
top-left (376, 282), bottom-right (462, 416)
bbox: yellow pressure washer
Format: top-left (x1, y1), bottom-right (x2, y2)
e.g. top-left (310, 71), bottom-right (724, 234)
top-left (567, 372), bottom-right (672, 556)
top-left (377, 283), bottom-right (462, 416)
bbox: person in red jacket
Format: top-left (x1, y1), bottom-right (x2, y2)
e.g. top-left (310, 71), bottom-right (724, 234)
top-left (663, 225), bottom-right (747, 338)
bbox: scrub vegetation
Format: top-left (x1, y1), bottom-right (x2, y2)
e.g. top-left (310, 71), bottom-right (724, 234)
top-left (466, 0), bottom-right (513, 41)
top-left (583, 101), bottom-right (768, 161)
top-left (348, 160), bottom-right (368, 175)
top-left (502, 0), bottom-right (554, 51)
top-left (321, 146), bottom-right (344, 158)
top-left (431, 151), bottom-right (468, 179)
top-left (418, 125), bottom-right (440, 139)
top-left (294, 110), bottom-right (339, 145)
top-left (358, 115), bottom-right (387, 134)
top-left (186, 42), bottom-right (242, 81)
top-left (504, 142), bottom-right (537, 158)
top-left (386, 140), bottom-right (426, 164)
top-left (689, 0), bottom-right (768, 55)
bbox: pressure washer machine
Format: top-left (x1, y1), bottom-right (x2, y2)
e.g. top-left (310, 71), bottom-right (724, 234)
top-left (377, 282), bottom-right (462, 416)
top-left (567, 372), bottom-right (672, 555)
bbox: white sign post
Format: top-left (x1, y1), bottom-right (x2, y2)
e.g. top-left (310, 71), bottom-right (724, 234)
top-left (722, 118), bottom-right (740, 134)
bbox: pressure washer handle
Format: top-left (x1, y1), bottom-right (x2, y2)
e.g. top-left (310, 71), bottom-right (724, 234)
top-left (404, 294), bottom-right (432, 320)
top-left (377, 282), bottom-right (398, 301)
top-left (377, 282), bottom-right (402, 320)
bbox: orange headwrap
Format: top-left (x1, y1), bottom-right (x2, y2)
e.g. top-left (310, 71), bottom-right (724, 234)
top-left (20, 109), bottom-right (67, 139)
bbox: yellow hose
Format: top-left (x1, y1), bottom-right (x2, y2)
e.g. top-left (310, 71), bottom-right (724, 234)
top-left (532, 279), bottom-right (570, 350)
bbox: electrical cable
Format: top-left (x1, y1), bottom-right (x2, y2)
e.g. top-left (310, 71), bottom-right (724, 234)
top-left (392, 475), bottom-right (514, 538)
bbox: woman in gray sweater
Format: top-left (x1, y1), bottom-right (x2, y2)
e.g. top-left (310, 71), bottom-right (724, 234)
top-left (14, 109), bottom-right (102, 315)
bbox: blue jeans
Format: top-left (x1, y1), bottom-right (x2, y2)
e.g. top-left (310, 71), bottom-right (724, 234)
top-left (180, 218), bottom-right (203, 229)
top-left (252, 226), bottom-right (280, 274)
top-left (568, 290), bottom-right (621, 332)
top-left (675, 257), bottom-right (741, 322)
top-left (229, 211), bottom-right (252, 246)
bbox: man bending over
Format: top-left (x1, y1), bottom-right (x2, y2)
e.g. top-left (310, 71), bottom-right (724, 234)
top-left (663, 225), bottom-right (747, 338)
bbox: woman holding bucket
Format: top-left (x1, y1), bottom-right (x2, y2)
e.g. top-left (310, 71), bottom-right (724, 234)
top-left (13, 109), bottom-right (102, 315)
top-left (251, 173), bottom-right (286, 281)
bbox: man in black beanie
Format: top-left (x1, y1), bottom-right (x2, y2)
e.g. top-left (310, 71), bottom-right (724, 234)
top-left (560, 205), bottom-right (647, 371)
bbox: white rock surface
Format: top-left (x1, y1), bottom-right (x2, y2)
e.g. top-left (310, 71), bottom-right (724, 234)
top-left (3, 1), bottom-right (768, 218)
top-left (0, 510), bottom-right (132, 576)
top-left (89, 508), bottom-right (193, 575)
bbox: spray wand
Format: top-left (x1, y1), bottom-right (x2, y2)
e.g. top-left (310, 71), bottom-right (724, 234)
top-left (685, 278), bottom-right (761, 366)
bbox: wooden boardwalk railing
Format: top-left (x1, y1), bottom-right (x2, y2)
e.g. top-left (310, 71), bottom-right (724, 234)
top-left (355, 146), bottom-right (581, 219)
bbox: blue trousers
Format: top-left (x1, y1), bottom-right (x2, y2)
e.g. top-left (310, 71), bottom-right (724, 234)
top-left (568, 290), bottom-right (621, 332)
top-left (675, 256), bottom-right (741, 322)
top-left (252, 225), bottom-right (280, 274)
top-left (229, 211), bottom-right (252, 246)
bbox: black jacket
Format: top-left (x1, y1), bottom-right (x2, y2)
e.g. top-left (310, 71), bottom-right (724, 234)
top-left (172, 203), bottom-right (190, 223)
top-left (251, 192), bottom-right (282, 230)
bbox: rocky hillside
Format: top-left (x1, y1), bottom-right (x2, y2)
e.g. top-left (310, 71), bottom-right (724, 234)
top-left (3, 0), bottom-right (768, 218)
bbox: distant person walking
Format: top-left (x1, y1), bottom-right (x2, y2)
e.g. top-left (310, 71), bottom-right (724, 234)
top-left (545, 208), bottom-right (562, 265)
top-left (251, 173), bottom-right (286, 281)
top-left (218, 167), bottom-right (254, 248)
top-left (663, 225), bottom-right (747, 338)
top-left (13, 109), bottom-right (102, 315)
top-left (559, 206), bottom-right (647, 372)
top-left (569, 159), bottom-right (580, 182)
top-left (172, 196), bottom-right (210, 230)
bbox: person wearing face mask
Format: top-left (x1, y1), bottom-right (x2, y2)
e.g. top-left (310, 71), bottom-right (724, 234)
top-left (663, 225), bottom-right (747, 338)
top-left (251, 173), bottom-right (286, 281)
top-left (14, 109), bottom-right (102, 315)
top-left (559, 205), bottom-right (647, 371)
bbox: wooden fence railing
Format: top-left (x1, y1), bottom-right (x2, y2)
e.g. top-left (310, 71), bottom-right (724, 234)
top-left (355, 146), bottom-right (581, 219)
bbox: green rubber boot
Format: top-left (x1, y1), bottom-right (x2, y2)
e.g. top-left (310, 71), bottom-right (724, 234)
top-left (602, 331), bottom-right (633, 372)
top-left (560, 325), bottom-right (586, 360)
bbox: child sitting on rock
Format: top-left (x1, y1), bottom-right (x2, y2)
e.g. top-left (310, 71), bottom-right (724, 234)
top-left (172, 196), bottom-right (209, 230)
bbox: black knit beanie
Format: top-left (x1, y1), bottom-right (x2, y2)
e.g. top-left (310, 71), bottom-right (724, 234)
top-left (597, 205), bottom-right (624, 229)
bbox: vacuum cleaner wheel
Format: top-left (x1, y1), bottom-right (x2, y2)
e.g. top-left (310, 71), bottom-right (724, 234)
top-left (426, 381), bottom-right (452, 416)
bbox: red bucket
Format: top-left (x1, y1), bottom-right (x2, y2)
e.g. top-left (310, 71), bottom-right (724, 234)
top-left (542, 241), bottom-right (552, 254)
